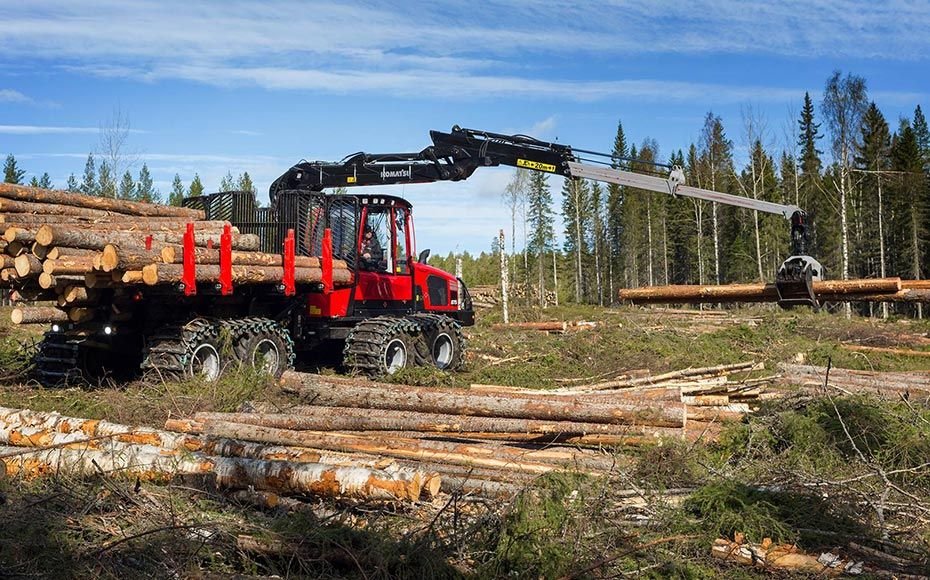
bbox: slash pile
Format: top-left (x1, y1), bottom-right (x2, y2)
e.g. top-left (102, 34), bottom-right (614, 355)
top-left (0, 183), bottom-right (353, 325)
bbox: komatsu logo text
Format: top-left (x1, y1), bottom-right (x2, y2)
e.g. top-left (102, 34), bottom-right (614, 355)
top-left (517, 159), bottom-right (556, 173)
top-left (381, 168), bottom-right (411, 179)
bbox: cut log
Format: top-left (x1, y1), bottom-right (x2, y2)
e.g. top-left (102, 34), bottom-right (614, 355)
top-left (119, 270), bottom-right (145, 284)
top-left (39, 272), bottom-right (83, 289)
top-left (0, 182), bottom-right (204, 219)
top-left (100, 244), bottom-right (161, 272)
top-left (35, 225), bottom-right (259, 252)
top-left (491, 321), bottom-right (568, 332)
top-left (280, 372), bottom-right (685, 427)
top-left (61, 285), bottom-right (97, 304)
top-left (11, 307), bottom-right (68, 324)
top-left (67, 307), bottom-right (95, 323)
top-left (42, 257), bottom-right (95, 275)
top-left (13, 253), bottom-right (41, 277)
top-left (159, 246), bottom-right (343, 269)
top-left (170, 420), bottom-right (582, 475)
top-left (0, 268), bottom-right (17, 282)
top-left (46, 247), bottom-right (97, 259)
top-left (84, 271), bottom-right (113, 288)
top-left (620, 278), bottom-right (903, 304)
top-left (3, 227), bottom-right (36, 244)
top-left (5, 241), bottom-right (25, 256)
top-left (142, 263), bottom-right (353, 287)
top-left (840, 344), bottom-right (930, 358)
top-left (191, 408), bottom-right (680, 435)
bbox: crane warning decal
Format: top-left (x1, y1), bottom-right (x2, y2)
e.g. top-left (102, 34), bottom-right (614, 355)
top-left (517, 159), bottom-right (556, 173)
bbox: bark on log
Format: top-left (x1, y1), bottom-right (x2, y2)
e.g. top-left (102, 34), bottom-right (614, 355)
top-left (67, 307), bottom-right (95, 323)
top-left (0, 268), bottom-right (17, 282)
top-left (100, 244), bottom-right (162, 272)
top-left (159, 245), bottom-right (344, 269)
top-left (119, 270), bottom-right (145, 284)
top-left (556, 361), bottom-right (760, 393)
top-left (170, 420), bottom-right (584, 475)
top-left (39, 272), bottom-right (83, 289)
top-left (5, 241), bottom-right (25, 256)
top-left (13, 253), bottom-right (41, 277)
top-left (0, 182), bottom-right (204, 219)
top-left (3, 227), bottom-right (36, 244)
top-left (42, 257), bottom-right (95, 275)
top-left (46, 247), bottom-right (98, 259)
top-left (491, 321), bottom-right (568, 332)
top-left (620, 278), bottom-right (903, 304)
top-left (142, 263), bottom-right (353, 287)
top-left (0, 444), bottom-right (426, 502)
top-left (280, 372), bottom-right (685, 427)
top-left (35, 225), bottom-right (259, 251)
top-left (10, 307), bottom-right (68, 324)
top-left (192, 408), bottom-right (679, 435)
top-left (61, 285), bottom-right (96, 304)
top-left (84, 271), bottom-right (113, 288)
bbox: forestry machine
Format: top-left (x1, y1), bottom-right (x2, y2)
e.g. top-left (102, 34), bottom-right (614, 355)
top-left (34, 126), bottom-right (821, 386)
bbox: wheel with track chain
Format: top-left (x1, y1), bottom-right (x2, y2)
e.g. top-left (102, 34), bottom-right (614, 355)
top-left (343, 316), bottom-right (420, 376)
top-left (407, 314), bottom-right (466, 371)
top-left (34, 332), bottom-right (83, 387)
top-left (231, 318), bottom-right (295, 378)
top-left (141, 318), bottom-right (224, 382)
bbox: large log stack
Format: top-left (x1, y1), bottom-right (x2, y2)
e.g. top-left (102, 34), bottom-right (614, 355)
top-left (619, 278), bottom-right (930, 305)
top-left (0, 183), bottom-right (353, 325)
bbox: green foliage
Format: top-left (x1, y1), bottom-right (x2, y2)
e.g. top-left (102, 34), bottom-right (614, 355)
top-left (188, 173), bottom-right (204, 197)
top-left (3, 153), bottom-right (26, 184)
top-left (168, 173), bottom-right (185, 206)
top-left (37, 172), bottom-right (52, 189)
top-left (236, 171), bottom-right (256, 194)
top-left (118, 169), bottom-right (135, 200)
top-left (66, 173), bottom-right (78, 192)
top-left (219, 171), bottom-right (235, 192)
top-left (80, 153), bottom-right (97, 196)
top-left (136, 162), bottom-right (157, 202)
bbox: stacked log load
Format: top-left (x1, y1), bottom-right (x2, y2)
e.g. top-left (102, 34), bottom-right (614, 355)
top-left (0, 183), bottom-right (353, 325)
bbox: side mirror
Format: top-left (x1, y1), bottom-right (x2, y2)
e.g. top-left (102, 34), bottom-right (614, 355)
top-left (418, 249), bottom-right (430, 265)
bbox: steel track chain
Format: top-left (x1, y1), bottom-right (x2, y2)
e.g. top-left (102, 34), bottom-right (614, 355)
top-left (405, 313), bottom-right (466, 370)
top-left (343, 316), bottom-right (422, 375)
top-left (34, 332), bottom-right (83, 387)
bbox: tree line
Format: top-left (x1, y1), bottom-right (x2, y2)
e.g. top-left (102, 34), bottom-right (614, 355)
top-left (485, 71), bottom-right (930, 313)
top-left (3, 153), bottom-right (258, 207)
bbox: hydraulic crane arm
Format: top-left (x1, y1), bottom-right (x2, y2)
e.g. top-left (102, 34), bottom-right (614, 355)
top-left (272, 125), bottom-right (823, 307)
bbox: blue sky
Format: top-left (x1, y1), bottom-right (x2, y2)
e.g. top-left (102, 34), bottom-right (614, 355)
top-left (2, 1), bottom-right (929, 254)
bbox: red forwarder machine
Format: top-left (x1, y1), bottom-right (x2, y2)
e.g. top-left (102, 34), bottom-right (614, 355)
top-left (35, 127), bottom-right (822, 385)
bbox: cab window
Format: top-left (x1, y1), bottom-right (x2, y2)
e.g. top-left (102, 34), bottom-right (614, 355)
top-left (360, 208), bottom-right (390, 272)
top-left (394, 207), bottom-right (409, 274)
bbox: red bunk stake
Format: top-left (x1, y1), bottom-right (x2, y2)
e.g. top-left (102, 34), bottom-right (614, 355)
top-left (282, 228), bottom-right (296, 297)
top-left (219, 223), bottom-right (233, 296)
top-left (144, 235), bottom-right (153, 251)
top-left (182, 222), bottom-right (197, 296)
top-left (321, 227), bottom-right (333, 294)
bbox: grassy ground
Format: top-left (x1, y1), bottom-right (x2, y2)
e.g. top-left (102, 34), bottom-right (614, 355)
top-left (1, 303), bottom-right (929, 578)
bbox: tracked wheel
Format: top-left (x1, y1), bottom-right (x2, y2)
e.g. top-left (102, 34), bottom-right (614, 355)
top-left (141, 318), bottom-right (226, 382)
top-left (34, 332), bottom-right (83, 387)
top-left (407, 314), bottom-right (466, 371)
top-left (343, 316), bottom-right (420, 376)
top-left (231, 318), bottom-right (295, 378)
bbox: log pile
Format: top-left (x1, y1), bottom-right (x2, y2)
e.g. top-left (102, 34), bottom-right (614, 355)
top-left (490, 320), bottom-right (599, 334)
top-left (778, 363), bottom-right (930, 400)
top-left (620, 277), bottom-right (930, 305)
top-left (712, 534), bottom-right (863, 576)
top-left (0, 183), bottom-right (353, 325)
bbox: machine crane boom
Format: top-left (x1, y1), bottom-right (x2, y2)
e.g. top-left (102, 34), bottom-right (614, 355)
top-left (271, 125), bottom-right (824, 307)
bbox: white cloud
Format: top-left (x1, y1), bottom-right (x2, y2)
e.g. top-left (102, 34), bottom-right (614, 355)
top-left (0, 89), bottom-right (31, 104)
top-left (230, 130), bottom-right (262, 136)
top-left (0, 125), bottom-right (99, 135)
top-left (0, 1), bottom-right (927, 104)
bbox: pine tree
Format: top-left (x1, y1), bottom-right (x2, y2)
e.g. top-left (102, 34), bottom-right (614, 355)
top-left (98, 160), bottom-right (116, 198)
top-left (136, 163), bottom-right (157, 203)
top-left (3, 154), bottom-right (26, 184)
top-left (38, 173), bottom-right (52, 189)
top-left (118, 170), bottom-right (136, 200)
top-left (80, 154), bottom-right (97, 196)
top-left (169, 174), bottom-right (186, 206)
top-left (606, 120), bottom-right (628, 294)
top-left (189, 174), bottom-right (204, 197)
top-left (914, 105), bottom-right (930, 172)
top-left (219, 172), bottom-right (235, 192)
top-left (66, 174), bottom-right (79, 193)
top-left (236, 172), bottom-right (256, 194)
top-left (527, 171), bottom-right (554, 307)
top-left (562, 177), bottom-right (590, 302)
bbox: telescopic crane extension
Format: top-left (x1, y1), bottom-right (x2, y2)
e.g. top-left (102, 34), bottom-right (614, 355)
top-left (271, 126), bottom-right (825, 308)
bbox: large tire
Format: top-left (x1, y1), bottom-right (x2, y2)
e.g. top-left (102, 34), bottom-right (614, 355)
top-left (343, 317), bottom-right (420, 376)
top-left (408, 314), bottom-right (465, 371)
top-left (232, 319), bottom-right (294, 378)
top-left (141, 318), bottom-right (226, 382)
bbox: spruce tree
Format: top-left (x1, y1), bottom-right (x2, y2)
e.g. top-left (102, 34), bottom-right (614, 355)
top-left (698, 113), bottom-right (734, 283)
top-left (561, 177), bottom-right (590, 302)
top-left (3, 154), bottom-right (26, 184)
top-left (855, 102), bottom-right (892, 281)
top-left (527, 171), bottom-right (554, 307)
top-left (169, 174), bottom-right (186, 206)
top-left (98, 161), bottom-right (116, 198)
top-left (913, 105), bottom-right (930, 171)
top-left (80, 154), bottom-right (97, 196)
top-left (38, 173), bottom-right (52, 189)
top-left (29, 176), bottom-right (39, 187)
top-left (136, 163), bottom-right (157, 203)
top-left (606, 120), bottom-right (628, 293)
top-left (890, 121), bottom-right (926, 287)
top-left (66, 174), bottom-right (79, 193)
top-left (189, 174), bottom-right (204, 197)
top-left (236, 172), bottom-right (256, 194)
top-left (118, 170), bottom-right (136, 200)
